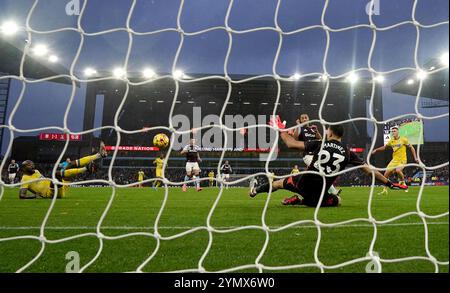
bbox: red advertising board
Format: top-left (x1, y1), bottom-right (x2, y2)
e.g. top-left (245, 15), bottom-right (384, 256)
top-left (39, 133), bottom-right (82, 141)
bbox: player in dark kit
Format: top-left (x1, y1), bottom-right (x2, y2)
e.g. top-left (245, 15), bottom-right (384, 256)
top-left (293, 113), bottom-right (341, 196)
top-left (181, 138), bottom-right (203, 192)
top-left (8, 159), bottom-right (20, 184)
top-left (220, 161), bottom-right (233, 189)
top-left (294, 114), bottom-right (322, 146)
top-left (249, 116), bottom-right (408, 207)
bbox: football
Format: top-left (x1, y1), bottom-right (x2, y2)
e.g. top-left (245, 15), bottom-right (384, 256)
top-left (153, 133), bottom-right (170, 148)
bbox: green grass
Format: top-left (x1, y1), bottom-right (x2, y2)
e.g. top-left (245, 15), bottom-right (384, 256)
top-left (0, 186), bottom-right (448, 273)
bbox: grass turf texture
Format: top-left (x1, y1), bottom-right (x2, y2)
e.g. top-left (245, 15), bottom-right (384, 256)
top-left (0, 186), bottom-right (448, 273)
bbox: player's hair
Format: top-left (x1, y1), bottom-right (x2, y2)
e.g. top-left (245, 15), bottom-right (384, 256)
top-left (22, 160), bottom-right (34, 166)
top-left (299, 113), bottom-right (309, 119)
top-left (327, 125), bottom-right (344, 137)
top-left (391, 126), bottom-right (399, 131)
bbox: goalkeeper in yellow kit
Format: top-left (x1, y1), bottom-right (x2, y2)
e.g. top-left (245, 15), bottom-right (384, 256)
top-left (372, 127), bottom-right (419, 195)
top-left (152, 154), bottom-right (165, 189)
top-left (19, 142), bottom-right (108, 199)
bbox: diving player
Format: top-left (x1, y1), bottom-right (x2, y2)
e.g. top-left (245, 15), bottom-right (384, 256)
top-left (294, 113), bottom-right (341, 196)
top-left (249, 116), bottom-right (407, 207)
top-left (19, 142), bottom-right (108, 199)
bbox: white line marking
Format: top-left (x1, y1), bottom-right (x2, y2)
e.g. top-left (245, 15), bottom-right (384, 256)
top-left (0, 222), bottom-right (447, 231)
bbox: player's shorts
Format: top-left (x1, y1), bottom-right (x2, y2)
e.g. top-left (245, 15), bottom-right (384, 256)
top-left (387, 159), bottom-right (407, 170)
top-left (282, 175), bottom-right (340, 207)
top-left (48, 178), bottom-right (67, 199)
top-left (222, 174), bottom-right (230, 180)
top-left (303, 155), bottom-right (314, 167)
top-left (8, 173), bottom-right (16, 182)
top-left (156, 169), bottom-right (163, 178)
top-left (186, 162), bottom-right (200, 173)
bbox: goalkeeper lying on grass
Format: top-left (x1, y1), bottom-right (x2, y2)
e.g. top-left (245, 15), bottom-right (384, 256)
top-left (249, 116), bottom-right (407, 207)
top-left (18, 141), bottom-right (108, 199)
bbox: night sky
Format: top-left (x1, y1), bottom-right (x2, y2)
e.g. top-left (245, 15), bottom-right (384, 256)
top-left (0, 0), bottom-right (448, 154)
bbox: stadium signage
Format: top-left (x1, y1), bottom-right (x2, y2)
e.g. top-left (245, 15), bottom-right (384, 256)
top-left (105, 146), bottom-right (160, 152)
top-left (350, 148), bottom-right (364, 153)
top-left (39, 133), bottom-right (82, 141)
top-left (172, 107), bottom-right (279, 160)
top-left (104, 146), bottom-right (275, 153)
top-left (383, 118), bottom-right (424, 145)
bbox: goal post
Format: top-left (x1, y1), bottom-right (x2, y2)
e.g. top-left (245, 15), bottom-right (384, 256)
top-left (0, 0), bottom-right (448, 274)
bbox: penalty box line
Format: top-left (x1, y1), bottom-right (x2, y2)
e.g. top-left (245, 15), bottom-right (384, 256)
top-left (0, 221), bottom-right (448, 231)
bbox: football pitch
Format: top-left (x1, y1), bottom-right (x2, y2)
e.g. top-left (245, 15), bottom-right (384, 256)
top-left (0, 186), bottom-right (448, 273)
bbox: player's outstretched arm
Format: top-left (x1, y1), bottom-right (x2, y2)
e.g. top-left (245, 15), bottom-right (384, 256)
top-left (293, 119), bottom-right (301, 138)
top-left (19, 188), bottom-right (36, 199)
top-left (269, 116), bottom-right (306, 151)
top-left (371, 145), bottom-right (387, 155)
top-left (280, 132), bottom-right (306, 150)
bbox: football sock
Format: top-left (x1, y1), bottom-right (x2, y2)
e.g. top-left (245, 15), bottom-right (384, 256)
top-left (193, 176), bottom-right (200, 188)
top-left (184, 175), bottom-right (191, 185)
top-left (255, 182), bottom-right (271, 194)
top-left (156, 181), bottom-right (162, 188)
top-left (61, 167), bottom-right (87, 179)
top-left (328, 185), bottom-right (338, 195)
top-left (73, 154), bottom-right (100, 168)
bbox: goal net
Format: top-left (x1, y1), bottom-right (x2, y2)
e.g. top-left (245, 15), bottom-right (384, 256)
top-left (0, 0), bottom-right (448, 273)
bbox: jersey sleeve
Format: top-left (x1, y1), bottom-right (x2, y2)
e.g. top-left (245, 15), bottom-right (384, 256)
top-left (304, 140), bottom-right (322, 154)
top-left (348, 151), bottom-right (365, 166)
top-left (20, 176), bottom-right (30, 189)
top-left (403, 137), bottom-right (410, 146)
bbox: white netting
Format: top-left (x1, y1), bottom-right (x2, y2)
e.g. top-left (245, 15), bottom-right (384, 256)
top-left (0, 0), bottom-right (448, 273)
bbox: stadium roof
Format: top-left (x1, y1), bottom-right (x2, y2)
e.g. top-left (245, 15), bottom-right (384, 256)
top-left (391, 59), bottom-right (449, 101)
top-left (0, 38), bottom-right (72, 85)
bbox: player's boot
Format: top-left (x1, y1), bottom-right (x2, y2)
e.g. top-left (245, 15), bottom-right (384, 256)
top-left (282, 195), bottom-right (303, 206)
top-left (99, 141), bottom-right (108, 158)
top-left (182, 184), bottom-right (187, 192)
top-left (196, 187), bottom-right (203, 192)
top-left (399, 181), bottom-right (408, 192)
top-left (249, 179), bottom-right (258, 198)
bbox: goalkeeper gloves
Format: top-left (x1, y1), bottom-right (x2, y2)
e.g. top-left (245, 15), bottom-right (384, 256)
top-left (385, 181), bottom-right (408, 191)
top-left (268, 115), bottom-right (287, 131)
